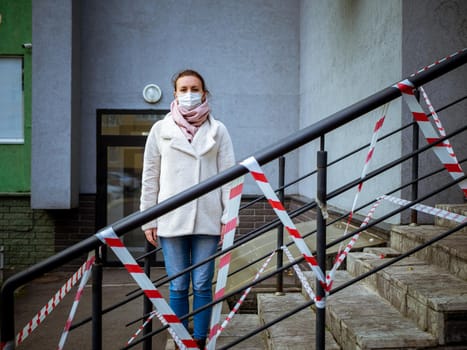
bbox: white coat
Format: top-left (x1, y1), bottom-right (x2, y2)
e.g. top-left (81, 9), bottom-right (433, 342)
top-left (140, 113), bottom-right (235, 237)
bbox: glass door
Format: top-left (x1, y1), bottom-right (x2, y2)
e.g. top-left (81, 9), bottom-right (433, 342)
top-left (96, 110), bottom-right (167, 265)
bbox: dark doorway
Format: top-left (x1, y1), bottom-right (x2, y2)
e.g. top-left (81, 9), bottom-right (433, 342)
top-left (96, 109), bottom-right (167, 265)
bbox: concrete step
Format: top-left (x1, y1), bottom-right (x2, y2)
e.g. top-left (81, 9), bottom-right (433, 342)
top-left (304, 270), bottom-right (437, 349)
top-left (347, 250), bottom-right (467, 345)
top-left (390, 225), bottom-right (467, 280)
top-left (211, 313), bottom-right (266, 349)
top-left (164, 314), bottom-right (266, 349)
top-left (434, 204), bottom-right (467, 232)
top-left (225, 220), bottom-right (384, 296)
top-left (257, 293), bottom-right (339, 350)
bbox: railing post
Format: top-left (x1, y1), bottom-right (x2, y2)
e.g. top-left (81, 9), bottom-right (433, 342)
top-left (316, 144), bottom-right (327, 350)
top-left (0, 287), bottom-right (15, 349)
top-left (92, 248), bottom-right (103, 350)
top-left (411, 89), bottom-right (421, 225)
top-left (276, 156), bottom-right (285, 295)
top-left (143, 240), bottom-right (153, 350)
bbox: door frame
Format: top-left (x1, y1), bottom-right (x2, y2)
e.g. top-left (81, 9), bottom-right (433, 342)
top-left (96, 109), bottom-right (168, 265)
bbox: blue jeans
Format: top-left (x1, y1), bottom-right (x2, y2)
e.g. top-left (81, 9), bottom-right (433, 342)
top-left (159, 235), bottom-right (219, 340)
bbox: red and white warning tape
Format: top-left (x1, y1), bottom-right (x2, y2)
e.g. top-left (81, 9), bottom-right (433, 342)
top-left (420, 86), bottom-right (458, 160)
top-left (325, 198), bottom-right (383, 291)
top-left (282, 245), bottom-right (316, 302)
top-left (15, 253), bottom-right (95, 346)
top-left (409, 48), bottom-right (467, 77)
top-left (208, 176), bottom-right (244, 349)
top-left (328, 105), bottom-right (388, 289)
top-left (57, 252), bottom-right (96, 350)
top-left (381, 195), bottom-right (467, 223)
top-left (241, 157), bottom-right (326, 287)
top-left (396, 79), bottom-right (467, 198)
top-left (239, 105), bottom-right (389, 294)
top-left (127, 310), bottom-right (159, 345)
top-left (207, 250), bottom-right (275, 347)
top-left (345, 105), bottom-right (388, 228)
top-left (96, 227), bottom-right (197, 350)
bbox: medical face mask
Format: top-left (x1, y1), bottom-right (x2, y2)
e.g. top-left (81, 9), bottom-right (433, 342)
top-left (177, 92), bottom-right (203, 110)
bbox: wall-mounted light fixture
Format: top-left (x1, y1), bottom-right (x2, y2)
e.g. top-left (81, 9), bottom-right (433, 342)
top-left (142, 84), bottom-right (162, 104)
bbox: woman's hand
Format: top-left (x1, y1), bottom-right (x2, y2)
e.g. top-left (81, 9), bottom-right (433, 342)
top-left (144, 228), bottom-right (158, 247)
top-left (219, 224), bottom-right (226, 246)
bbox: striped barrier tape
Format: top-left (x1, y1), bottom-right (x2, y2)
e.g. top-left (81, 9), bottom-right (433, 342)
top-left (381, 195), bottom-right (467, 223)
top-left (206, 250), bottom-right (275, 348)
top-left (409, 48), bottom-right (467, 77)
top-left (127, 310), bottom-right (159, 345)
top-left (395, 79), bottom-right (467, 198)
top-left (96, 227), bottom-right (197, 350)
top-left (15, 253), bottom-right (95, 346)
top-left (327, 105), bottom-right (388, 289)
top-left (282, 245), bottom-right (316, 302)
top-left (208, 177), bottom-right (244, 349)
top-left (240, 156), bottom-right (327, 297)
top-left (344, 105), bottom-right (388, 231)
top-left (325, 198), bottom-right (383, 291)
top-left (57, 252), bottom-right (96, 350)
top-left (420, 86), bottom-right (458, 160)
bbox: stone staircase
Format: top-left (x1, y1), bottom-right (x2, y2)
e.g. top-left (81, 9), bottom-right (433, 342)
top-left (254, 204), bottom-right (467, 349)
top-left (164, 205), bottom-right (466, 349)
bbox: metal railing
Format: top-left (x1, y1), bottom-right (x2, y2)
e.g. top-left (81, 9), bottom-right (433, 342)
top-left (1, 49), bottom-right (467, 350)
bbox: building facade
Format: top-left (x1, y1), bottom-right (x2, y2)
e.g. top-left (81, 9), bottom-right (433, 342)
top-left (0, 0), bottom-right (466, 276)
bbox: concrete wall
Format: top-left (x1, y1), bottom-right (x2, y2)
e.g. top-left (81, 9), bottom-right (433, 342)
top-left (299, 0), bottom-right (467, 224)
top-left (299, 0), bottom-right (403, 221)
top-left (31, 0), bottom-right (466, 219)
top-left (401, 0), bottom-right (467, 219)
top-left (79, 0), bottom-right (300, 195)
top-left (31, 0), bottom-right (80, 208)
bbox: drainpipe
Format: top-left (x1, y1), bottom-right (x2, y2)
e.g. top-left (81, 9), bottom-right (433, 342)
top-left (0, 246), bottom-right (4, 284)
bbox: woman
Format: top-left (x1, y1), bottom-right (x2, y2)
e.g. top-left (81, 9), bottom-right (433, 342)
top-left (140, 69), bottom-right (235, 348)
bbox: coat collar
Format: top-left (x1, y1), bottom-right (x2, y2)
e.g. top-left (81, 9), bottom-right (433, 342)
top-left (160, 114), bottom-right (219, 157)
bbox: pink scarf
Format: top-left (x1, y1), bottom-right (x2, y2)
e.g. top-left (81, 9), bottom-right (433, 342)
top-left (170, 100), bottom-right (210, 142)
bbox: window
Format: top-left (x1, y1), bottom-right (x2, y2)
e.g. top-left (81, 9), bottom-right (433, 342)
top-left (0, 57), bottom-right (24, 144)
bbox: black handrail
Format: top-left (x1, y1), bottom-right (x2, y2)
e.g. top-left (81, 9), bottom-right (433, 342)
top-left (1, 49), bottom-right (467, 348)
top-left (137, 172), bottom-right (467, 349)
top-left (218, 219), bottom-right (467, 350)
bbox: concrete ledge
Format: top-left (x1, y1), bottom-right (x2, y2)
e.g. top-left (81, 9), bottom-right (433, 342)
top-left (435, 204), bottom-right (467, 232)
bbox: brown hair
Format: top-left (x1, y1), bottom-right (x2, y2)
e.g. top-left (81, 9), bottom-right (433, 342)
top-left (172, 69), bottom-right (209, 94)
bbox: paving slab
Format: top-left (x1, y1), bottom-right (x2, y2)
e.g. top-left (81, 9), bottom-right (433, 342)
top-left (12, 267), bottom-right (169, 350)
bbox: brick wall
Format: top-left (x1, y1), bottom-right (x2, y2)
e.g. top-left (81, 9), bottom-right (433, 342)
top-left (0, 194), bottom-right (54, 279)
top-left (52, 194), bottom-right (96, 255)
top-left (0, 194), bottom-right (96, 280)
top-left (0, 193), bottom-right (311, 281)
top-left (237, 195), bottom-right (316, 236)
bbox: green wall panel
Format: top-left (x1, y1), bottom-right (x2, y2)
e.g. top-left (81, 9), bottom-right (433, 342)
top-left (0, 0), bottom-right (32, 192)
